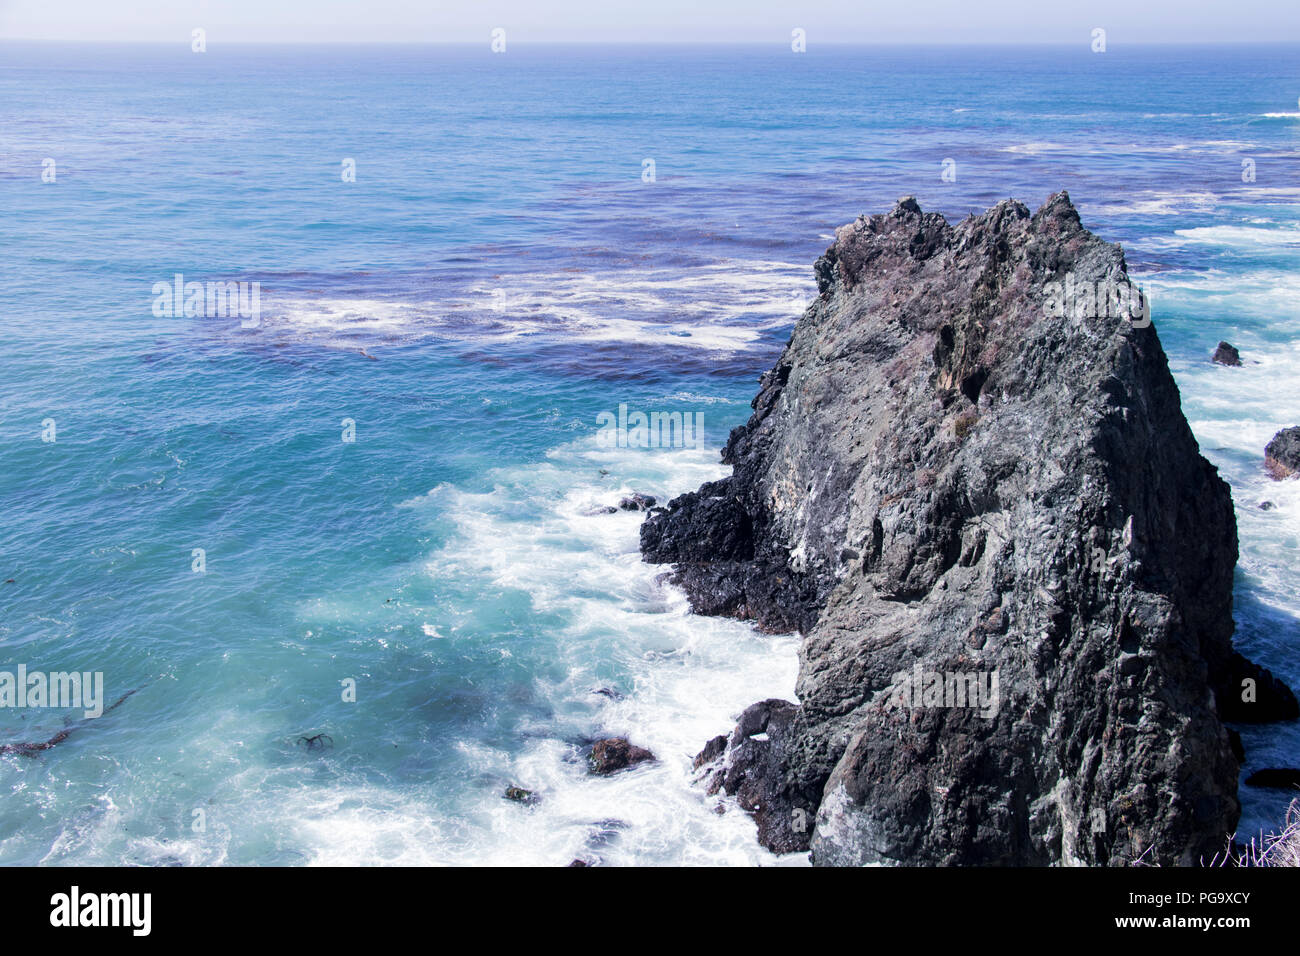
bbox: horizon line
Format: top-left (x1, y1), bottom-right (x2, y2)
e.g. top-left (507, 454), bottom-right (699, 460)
top-left (4, 37), bottom-right (1300, 46)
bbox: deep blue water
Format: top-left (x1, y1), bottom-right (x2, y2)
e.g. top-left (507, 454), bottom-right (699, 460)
top-left (1, 42), bottom-right (1298, 864)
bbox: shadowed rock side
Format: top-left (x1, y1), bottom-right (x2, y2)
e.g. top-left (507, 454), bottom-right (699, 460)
top-left (642, 193), bottom-right (1296, 866)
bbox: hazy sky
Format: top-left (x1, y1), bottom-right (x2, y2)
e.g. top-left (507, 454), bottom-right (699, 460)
top-left (2, 0), bottom-right (1298, 44)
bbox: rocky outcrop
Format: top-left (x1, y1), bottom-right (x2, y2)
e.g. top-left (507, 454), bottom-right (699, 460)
top-left (1212, 341), bottom-right (1242, 366)
top-left (1265, 427), bottom-right (1300, 479)
top-left (694, 699), bottom-right (812, 853)
top-left (643, 193), bottom-right (1294, 866)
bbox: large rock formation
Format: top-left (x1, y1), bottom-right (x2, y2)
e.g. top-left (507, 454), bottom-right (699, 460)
top-left (643, 193), bottom-right (1295, 866)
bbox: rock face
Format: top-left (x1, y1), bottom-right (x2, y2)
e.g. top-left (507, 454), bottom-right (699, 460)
top-left (1212, 341), bottom-right (1242, 366)
top-left (1265, 427), bottom-right (1300, 479)
top-left (645, 193), bottom-right (1291, 866)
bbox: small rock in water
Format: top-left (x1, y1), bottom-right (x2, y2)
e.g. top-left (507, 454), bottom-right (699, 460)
top-left (618, 493), bottom-right (657, 511)
top-left (592, 687), bottom-right (624, 700)
top-left (584, 505), bottom-right (619, 516)
top-left (567, 858), bottom-right (590, 867)
top-left (504, 786), bottom-right (541, 805)
top-left (1259, 501), bottom-right (1276, 511)
top-left (1211, 341), bottom-right (1242, 366)
top-left (587, 738), bottom-right (655, 774)
top-left (1265, 426), bottom-right (1300, 480)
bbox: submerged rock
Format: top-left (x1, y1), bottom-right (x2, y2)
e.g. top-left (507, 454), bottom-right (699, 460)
top-left (1244, 768), bottom-right (1300, 790)
top-left (1218, 653), bottom-right (1299, 723)
top-left (587, 738), bottom-right (655, 774)
top-left (504, 786), bottom-right (541, 805)
top-left (1265, 427), bottom-right (1300, 480)
top-left (1212, 341), bottom-right (1242, 366)
top-left (618, 493), bottom-right (657, 511)
top-left (643, 192), bottom-right (1293, 866)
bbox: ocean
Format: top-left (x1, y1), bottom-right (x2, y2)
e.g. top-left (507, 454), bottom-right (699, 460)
top-left (1, 41), bottom-right (1297, 865)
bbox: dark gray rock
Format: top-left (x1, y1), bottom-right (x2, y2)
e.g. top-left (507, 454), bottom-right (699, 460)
top-left (618, 493), bottom-right (657, 511)
top-left (1265, 427), bottom-right (1300, 480)
top-left (587, 738), bottom-right (655, 774)
top-left (504, 786), bottom-right (540, 805)
top-left (693, 699), bottom-right (813, 853)
top-left (643, 192), bottom-right (1294, 866)
top-left (1212, 341), bottom-right (1242, 366)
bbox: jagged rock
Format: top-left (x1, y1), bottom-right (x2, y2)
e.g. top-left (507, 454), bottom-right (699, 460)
top-left (641, 480), bottom-right (818, 633)
top-left (1265, 427), bottom-right (1300, 480)
top-left (692, 699), bottom-right (813, 853)
top-left (693, 733), bottom-right (728, 770)
top-left (618, 493), bottom-right (657, 511)
top-left (1212, 341), bottom-right (1242, 366)
top-left (504, 786), bottom-right (540, 805)
top-left (587, 738), bottom-right (655, 774)
top-left (1244, 769), bottom-right (1300, 789)
top-left (643, 192), bottom-right (1294, 866)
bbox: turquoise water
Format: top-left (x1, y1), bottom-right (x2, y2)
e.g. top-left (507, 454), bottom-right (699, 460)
top-left (1, 42), bottom-right (1298, 864)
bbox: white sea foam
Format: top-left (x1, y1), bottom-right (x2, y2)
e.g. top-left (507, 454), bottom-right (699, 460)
top-left (1129, 223), bottom-right (1300, 256)
top-left (1140, 267), bottom-right (1300, 319)
top-left (1171, 224), bottom-right (1300, 249)
top-left (1000, 140), bottom-right (1261, 157)
top-left (1081, 190), bottom-right (1220, 217)
top-left (258, 260), bottom-right (813, 355)
top-left (293, 433), bottom-right (803, 866)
